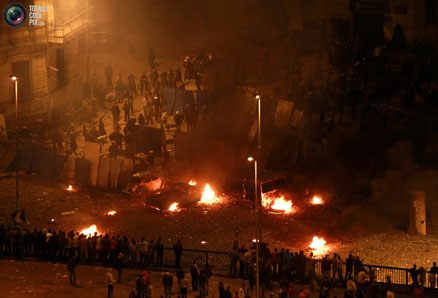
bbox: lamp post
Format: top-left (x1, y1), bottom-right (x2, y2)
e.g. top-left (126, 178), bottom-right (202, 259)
top-left (10, 75), bottom-right (19, 212)
top-left (255, 94), bottom-right (262, 243)
top-left (248, 155), bottom-right (259, 298)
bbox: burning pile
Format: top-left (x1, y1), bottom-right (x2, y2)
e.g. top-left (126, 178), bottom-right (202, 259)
top-left (262, 192), bottom-right (294, 214)
top-left (80, 225), bottom-right (99, 238)
top-left (168, 202), bottom-right (180, 212)
top-left (107, 211), bottom-right (117, 216)
top-left (198, 184), bottom-right (222, 205)
top-left (188, 180), bottom-right (197, 186)
top-left (309, 236), bottom-right (328, 256)
top-left (311, 196), bottom-right (324, 205)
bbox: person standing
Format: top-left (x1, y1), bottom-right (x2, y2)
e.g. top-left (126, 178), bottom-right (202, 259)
top-left (116, 252), bottom-right (124, 284)
top-left (174, 111), bottom-right (183, 132)
top-left (173, 239), bottom-right (183, 268)
top-left (136, 274), bottom-right (145, 298)
top-left (162, 272), bottom-right (173, 298)
top-left (429, 262), bottom-right (438, 288)
top-left (106, 269), bottom-right (116, 298)
top-left (410, 264), bottom-right (419, 287)
top-left (179, 275), bottom-right (189, 298)
top-left (67, 256), bottom-right (77, 286)
top-left (345, 254), bottom-right (354, 281)
top-left (124, 99), bottom-right (131, 122)
top-left (190, 259), bottom-right (199, 291)
top-left (198, 270), bottom-right (208, 298)
top-left (155, 237), bottom-right (164, 267)
top-left (112, 104), bottom-right (120, 126)
top-left (218, 281), bottom-right (225, 298)
top-left (105, 64), bottom-right (113, 87)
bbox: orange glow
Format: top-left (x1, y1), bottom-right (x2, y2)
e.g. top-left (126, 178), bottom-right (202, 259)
top-left (199, 184), bottom-right (222, 205)
top-left (270, 196), bottom-right (294, 213)
top-left (169, 202), bottom-right (180, 212)
top-left (107, 211), bottom-right (117, 216)
top-left (262, 193), bottom-right (294, 213)
top-left (311, 196), bottom-right (323, 205)
top-left (201, 240), bottom-right (207, 244)
top-left (309, 236), bottom-right (327, 256)
top-left (67, 185), bottom-right (73, 191)
top-left (80, 225), bottom-right (98, 237)
top-left (188, 180), bottom-right (197, 186)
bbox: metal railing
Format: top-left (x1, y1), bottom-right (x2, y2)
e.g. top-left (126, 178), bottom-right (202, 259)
top-left (161, 248), bottom-right (436, 287)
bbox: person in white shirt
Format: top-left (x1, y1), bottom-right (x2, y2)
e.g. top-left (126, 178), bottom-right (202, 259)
top-left (106, 270), bottom-right (116, 298)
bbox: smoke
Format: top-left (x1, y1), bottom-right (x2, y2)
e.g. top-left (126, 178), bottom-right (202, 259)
top-left (326, 141), bottom-right (438, 236)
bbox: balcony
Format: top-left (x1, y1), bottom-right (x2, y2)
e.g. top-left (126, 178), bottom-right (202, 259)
top-left (47, 6), bottom-right (94, 43)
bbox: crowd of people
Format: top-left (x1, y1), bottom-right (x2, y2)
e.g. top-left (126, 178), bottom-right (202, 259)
top-left (2, 224), bottom-right (438, 297)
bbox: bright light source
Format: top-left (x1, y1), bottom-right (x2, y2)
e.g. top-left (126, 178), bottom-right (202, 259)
top-left (255, 94), bottom-right (260, 99)
top-left (201, 240), bottom-right (207, 244)
top-left (107, 211), bottom-right (117, 216)
top-left (247, 156), bottom-right (254, 162)
top-left (10, 75), bottom-right (17, 81)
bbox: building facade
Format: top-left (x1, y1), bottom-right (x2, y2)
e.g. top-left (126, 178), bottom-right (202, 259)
top-left (0, 0), bottom-right (93, 128)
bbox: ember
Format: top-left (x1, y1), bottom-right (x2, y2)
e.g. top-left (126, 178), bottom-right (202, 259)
top-left (67, 185), bottom-right (73, 191)
top-left (311, 196), bottom-right (323, 205)
top-left (107, 211), bottom-right (117, 215)
top-left (80, 225), bottom-right (99, 237)
top-left (169, 202), bottom-right (180, 212)
top-left (309, 236), bottom-right (327, 256)
top-left (188, 180), bottom-right (197, 186)
top-left (198, 184), bottom-right (221, 205)
top-left (201, 240), bottom-right (207, 244)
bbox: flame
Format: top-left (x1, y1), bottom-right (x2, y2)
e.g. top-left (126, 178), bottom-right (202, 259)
top-left (199, 184), bottom-right (221, 205)
top-left (169, 202), bottom-right (180, 212)
top-left (107, 211), bottom-right (117, 215)
top-left (309, 236), bottom-right (328, 256)
top-left (67, 185), bottom-right (73, 191)
top-left (80, 225), bottom-right (98, 237)
top-left (311, 196), bottom-right (323, 205)
top-left (270, 196), bottom-right (294, 213)
top-left (262, 193), bottom-right (294, 213)
top-left (188, 180), bottom-right (197, 186)
top-left (201, 240), bottom-right (207, 244)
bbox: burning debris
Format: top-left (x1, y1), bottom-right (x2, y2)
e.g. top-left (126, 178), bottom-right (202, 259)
top-left (168, 202), bottom-right (180, 212)
top-left (310, 236), bottom-right (328, 256)
top-left (107, 211), bottom-right (117, 216)
top-left (311, 196), bottom-right (324, 205)
top-left (188, 180), bottom-right (197, 186)
top-left (67, 185), bottom-right (73, 191)
top-left (262, 192), bottom-right (294, 214)
top-left (80, 225), bottom-right (99, 237)
top-left (198, 184), bottom-right (222, 205)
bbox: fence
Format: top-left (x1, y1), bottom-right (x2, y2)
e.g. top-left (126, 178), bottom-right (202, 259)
top-left (161, 248), bottom-right (431, 287)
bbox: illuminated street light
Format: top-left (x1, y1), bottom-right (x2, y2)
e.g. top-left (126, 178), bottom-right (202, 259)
top-left (247, 154), bottom-right (260, 298)
top-left (11, 75), bottom-right (19, 213)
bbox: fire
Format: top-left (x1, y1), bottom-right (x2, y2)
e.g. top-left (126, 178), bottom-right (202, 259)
top-left (188, 180), bottom-right (197, 186)
top-left (199, 184), bottom-right (221, 205)
top-left (80, 225), bottom-right (98, 237)
top-left (311, 196), bottom-right (323, 205)
top-left (262, 192), bottom-right (294, 213)
top-left (309, 236), bottom-right (328, 256)
top-left (270, 196), bottom-right (294, 213)
top-left (169, 202), bottom-right (180, 212)
top-left (107, 211), bottom-right (117, 215)
top-left (67, 185), bottom-right (73, 191)
top-left (201, 240), bottom-right (207, 244)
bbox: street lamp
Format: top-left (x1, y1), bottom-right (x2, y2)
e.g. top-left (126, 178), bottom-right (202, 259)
top-left (248, 155), bottom-right (259, 298)
top-left (10, 75), bottom-right (19, 213)
top-left (254, 94), bottom-right (262, 242)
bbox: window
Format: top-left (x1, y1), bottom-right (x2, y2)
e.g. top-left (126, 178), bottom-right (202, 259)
top-left (12, 61), bottom-right (31, 101)
top-left (426, 0), bottom-right (437, 24)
